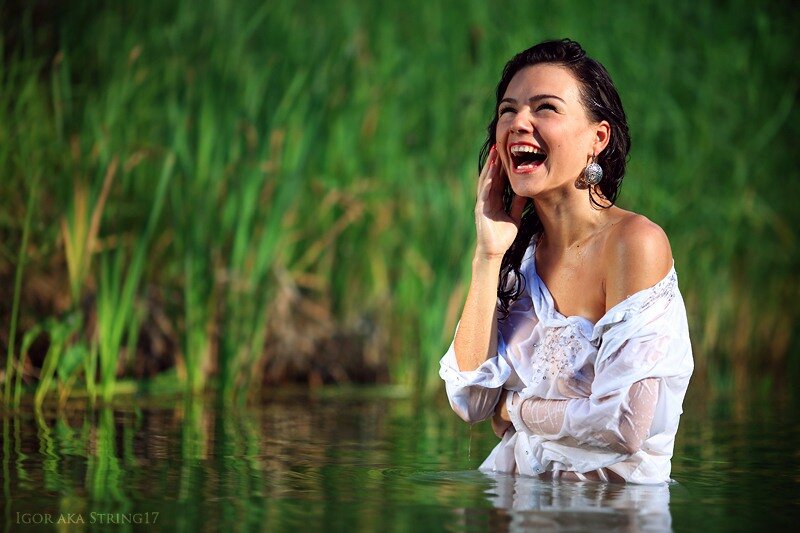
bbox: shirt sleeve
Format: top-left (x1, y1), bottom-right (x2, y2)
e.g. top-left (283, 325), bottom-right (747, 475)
top-left (512, 377), bottom-right (660, 454)
top-left (438, 322), bottom-right (515, 424)
top-left (439, 261), bottom-right (535, 424)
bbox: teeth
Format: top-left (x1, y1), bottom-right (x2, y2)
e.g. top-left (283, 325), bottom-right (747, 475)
top-left (510, 145), bottom-right (543, 154)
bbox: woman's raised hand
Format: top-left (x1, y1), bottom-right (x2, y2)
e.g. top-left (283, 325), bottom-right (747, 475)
top-left (474, 146), bottom-right (528, 259)
top-left (454, 146), bottom-right (525, 373)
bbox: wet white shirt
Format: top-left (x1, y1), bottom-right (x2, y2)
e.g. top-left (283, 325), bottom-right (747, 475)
top-left (439, 244), bottom-right (693, 484)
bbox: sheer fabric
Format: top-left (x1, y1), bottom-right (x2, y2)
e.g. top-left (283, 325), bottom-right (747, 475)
top-left (439, 244), bottom-right (693, 484)
top-left (514, 378), bottom-right (660, 454)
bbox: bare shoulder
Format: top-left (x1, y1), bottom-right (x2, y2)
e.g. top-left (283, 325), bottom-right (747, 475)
top-left (603, 212), bottom-right (673, 309)
top-left (608, 212), bottom-right (672, 265)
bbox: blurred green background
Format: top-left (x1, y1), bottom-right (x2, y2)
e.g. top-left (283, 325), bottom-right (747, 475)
top-left (1, 0), bottom-right (798, 405)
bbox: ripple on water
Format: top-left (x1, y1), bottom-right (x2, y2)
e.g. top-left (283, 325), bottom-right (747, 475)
top-left (4, 391), bottom-right (800, 531)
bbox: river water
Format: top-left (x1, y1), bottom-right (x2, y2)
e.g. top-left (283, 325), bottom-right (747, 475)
top-left (2, 382), bottom-right (799, 531)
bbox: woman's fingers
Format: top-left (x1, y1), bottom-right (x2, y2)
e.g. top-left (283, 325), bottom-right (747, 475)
top-left (491, 416), bottom-right (511, 438)
top-left (473, 146), bottom-right (524, 257)
top-left (478, 149), bottom-right (506, 212)
top-left (491, 391), bottom-right (512, 438)
top-left (476, 145), bottom-right (497, 197)
top-left (509, 194), bottom-right (527, 224)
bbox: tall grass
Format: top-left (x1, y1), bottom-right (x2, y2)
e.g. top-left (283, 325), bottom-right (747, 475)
top-left (2, 173), bottom-right (37, 406)
top-left (95, 153), bottom-right (172, 402)
top-left (0, 0), bottom-right (797, 401)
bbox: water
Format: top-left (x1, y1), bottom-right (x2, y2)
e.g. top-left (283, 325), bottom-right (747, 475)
top-left (2, 385), bottom-right (799, 531)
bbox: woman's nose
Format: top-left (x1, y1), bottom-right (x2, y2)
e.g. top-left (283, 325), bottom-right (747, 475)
top-left (510, 110), bottom-right (533, 134)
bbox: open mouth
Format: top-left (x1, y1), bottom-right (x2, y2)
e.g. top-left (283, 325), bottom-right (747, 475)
top-left (509, 144), bottom-right (547, 173)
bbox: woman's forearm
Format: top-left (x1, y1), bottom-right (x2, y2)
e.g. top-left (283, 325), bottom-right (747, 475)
top-left (453, 253), bottom-right (503, 372)
top-left (517, 396), bottom-right (569, 437)
top-left (516, 378), bottom-right (660, 454)
top-left (453, 145), bottom-right (526, 372)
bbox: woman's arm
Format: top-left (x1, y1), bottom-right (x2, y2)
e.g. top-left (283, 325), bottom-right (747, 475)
top-left (453, 146), bottom-right (527, 372)
top-left (514, 378), bottom-right (660, 454)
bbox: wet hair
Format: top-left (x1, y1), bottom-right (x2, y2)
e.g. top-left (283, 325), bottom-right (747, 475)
top-left (479, 38), bottom-right (631, 319)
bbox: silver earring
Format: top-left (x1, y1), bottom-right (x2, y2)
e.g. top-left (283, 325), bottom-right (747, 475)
top-left (584, 154), bottom-right (603, 185)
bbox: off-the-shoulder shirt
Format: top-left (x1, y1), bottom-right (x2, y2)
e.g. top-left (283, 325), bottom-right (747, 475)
top-left (439, 244), bottom-right (693, 484)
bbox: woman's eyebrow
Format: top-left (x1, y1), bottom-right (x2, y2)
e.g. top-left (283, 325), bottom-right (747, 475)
top-left (499, 94), bottom-right (566, 106)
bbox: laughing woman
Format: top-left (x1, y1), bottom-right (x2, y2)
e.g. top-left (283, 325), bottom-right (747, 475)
top-left (439, 39), bottom-right (693, 484)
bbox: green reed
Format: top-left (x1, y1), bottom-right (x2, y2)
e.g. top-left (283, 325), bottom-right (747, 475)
top-left (3, 174), bottom-right (37, 406)
top-left (32, 315), bottom-right (80, 409)
top-left (95, 155), bottom-right (172, 402)
top-left (1, 0), bottom-right (797, 402)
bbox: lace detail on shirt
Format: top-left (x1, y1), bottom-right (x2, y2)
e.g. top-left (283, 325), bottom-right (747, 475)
top-left (529, 325), bottom-right (583, 387)
top-left (636, 271), bottom-right (677, 312)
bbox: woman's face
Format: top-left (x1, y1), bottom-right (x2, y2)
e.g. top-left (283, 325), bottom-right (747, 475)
top-left (495, 64), bottom-right (605, 198)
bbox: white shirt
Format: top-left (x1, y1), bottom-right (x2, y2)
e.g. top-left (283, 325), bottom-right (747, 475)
top-left (439, 244), bottom-right (694, 484)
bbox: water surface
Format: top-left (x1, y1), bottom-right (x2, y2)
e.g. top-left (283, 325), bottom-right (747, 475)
top-left (2, 385), bottom-right (799, 531)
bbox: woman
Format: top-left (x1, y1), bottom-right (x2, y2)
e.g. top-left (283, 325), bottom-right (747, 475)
top-left (439, 39), bottom-right (693, 484)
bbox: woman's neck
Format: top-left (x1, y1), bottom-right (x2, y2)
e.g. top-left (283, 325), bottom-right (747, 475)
top-left (533, 189), bottom-right (614, 252)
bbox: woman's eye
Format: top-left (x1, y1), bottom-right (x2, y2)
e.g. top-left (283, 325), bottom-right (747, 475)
top-left (498, 106), bottom-right (515, 115)
top-left (537, 103), bottom-right (557, 112)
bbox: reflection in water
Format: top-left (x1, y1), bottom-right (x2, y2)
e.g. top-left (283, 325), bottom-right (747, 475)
top-left (1, 398), bottom-right (400, 531)
top-left (1, 390), bottom-right (798, 531)
top-left (480, 472), bottom-right (671, 531)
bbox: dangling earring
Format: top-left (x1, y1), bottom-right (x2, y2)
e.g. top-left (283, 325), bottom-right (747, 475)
top-left (584, 154), bottom-right (603, 185)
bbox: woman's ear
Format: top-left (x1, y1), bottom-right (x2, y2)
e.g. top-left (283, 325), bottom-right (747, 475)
top-left (594, 120), bottom-right (611, 154)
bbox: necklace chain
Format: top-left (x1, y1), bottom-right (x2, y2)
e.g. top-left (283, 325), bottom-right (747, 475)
top-left (539, 219), bottom-right (615, 252)
top-left (569, 221), bottom-right (613, 250)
